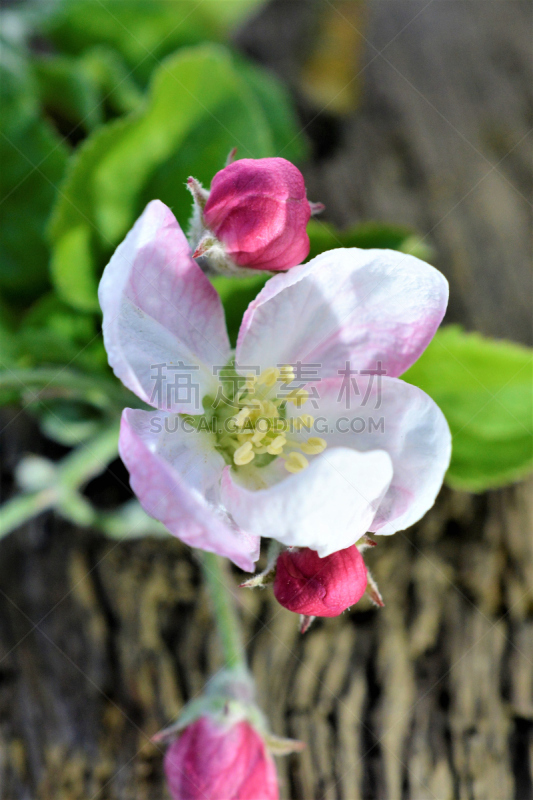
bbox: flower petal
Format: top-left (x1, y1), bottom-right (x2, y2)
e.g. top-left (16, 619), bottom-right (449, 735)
top-left (99, 200), bottom-right (230, 411)
top-left (236, 248), bottom-right (448, 379)
top-left (297, 375), bottom-right (451, 535)
top-left (119, 408), bottom-right (260, 571)
top-left (220, 448), bottom-right (393, 556)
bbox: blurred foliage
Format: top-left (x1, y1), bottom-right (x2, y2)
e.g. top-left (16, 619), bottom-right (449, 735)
top-left (307, 219), bottom-right (435, 263)
top-left (0, 0), bottom-right (531, 543)
top-left (40, 0), bottom-right (264, 85)
top-left (33, 46), bottom-right (143, 134)
top-left (0, 40), bottom-right (69, 304)
top-left (404, 327), bottom-right (533, 492)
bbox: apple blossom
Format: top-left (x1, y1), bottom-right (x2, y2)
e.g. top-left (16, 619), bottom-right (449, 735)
top-left (273, 545), bottom-right (368, 617)
top-left (164, 717), bottom-right (278, 800)
top-left (99, 199), bottom-right (451, 572)
top-left (188, 157), bottom-right (319, 274)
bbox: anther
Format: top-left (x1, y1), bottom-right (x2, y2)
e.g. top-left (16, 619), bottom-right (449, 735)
top-left (294, 414), bottom-right (314, 431)
top-left (279, 364), bottom-right (295, 384)
top-left (286, 388), bottom-right (308, 408)
top-left (233, 407), bottom-right (251, 428)
top-left (267, 435), bottom-right (286, 455)
top-left (234, 441), bottom-right (255, 465)
top-left (300, 437), bottom-right (327, 455)
top-left (259, 367), bottom-right (280, 388)
top-left (284, 452), bottom-right (309, 473)
top-left (261, 399), bottom-right (279, 417)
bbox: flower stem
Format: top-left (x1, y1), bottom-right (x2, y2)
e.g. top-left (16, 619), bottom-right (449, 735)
top-left (199, 551), bottom-right (247, 673)
top-left (0, 488), bottom-right (58, 539)
top-left (0, 368), bottom-right (141, 411)
top-left (0, 424), bottom-right (119, 540)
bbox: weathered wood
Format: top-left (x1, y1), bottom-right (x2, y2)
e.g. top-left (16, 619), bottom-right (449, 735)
top-left (1, 2), bottom-right (532, 798)
top-left (239, 0), bottom-right (533, 345)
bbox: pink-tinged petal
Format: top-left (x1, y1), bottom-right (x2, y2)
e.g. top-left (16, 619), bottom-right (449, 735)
top-left (220, 448), bottom-right (393, 556)
top-left (99, 200), bottom-right (230, 411)
top-left (236, 248), bottom-right (448, 378)
top-left (300, 375), bottom-right (451, 535)
top-left (119, 408), bottom-right (259, 571)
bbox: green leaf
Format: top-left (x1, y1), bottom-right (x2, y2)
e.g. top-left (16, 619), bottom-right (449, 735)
top-left (14, 293), bottom-right (107, 372)
top-left (48, 45), bottom-right (302, 310)
top-left (35, 400), bottom-right (108, 446)
top-left (50, 224), bottom-right (99, 310)
top-left (236, 58), bottom-right (309, 164)
top-left (307, 220), bottom-right (435, 263)
top-left (34, 54), bottom-right (104, 133)
top-left (404, 326), bottom-right (533, 492)
top-left (42, 0), bottom-right (266, 85)
top-left (33, 47), bottom-right (142, 134)
top-left (0, 42), bottom-right (69, 304)
top-left (77, 46), bottom-right (143, 116)
top-left (211, 273), bottom-right (270, 348)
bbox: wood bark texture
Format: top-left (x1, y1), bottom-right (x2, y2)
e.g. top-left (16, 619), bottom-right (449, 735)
top-left (1, 1), bottom-right (532, 798)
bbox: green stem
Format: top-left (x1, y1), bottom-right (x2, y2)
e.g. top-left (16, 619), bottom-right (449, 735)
top-left (0, 488), bottom-right (58, 539)
top-left (0, 424), bottom-right (120, 540)
top-left (199, 551), bottom-right (247, 673)
top-left (58, 423), bottom-right (120, 489)
top-left (0, 368), bottom-right (140, 411)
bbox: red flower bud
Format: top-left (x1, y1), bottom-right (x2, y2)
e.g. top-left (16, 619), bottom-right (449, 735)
top-left (273, 546), bottom-right (368, 617)
top-left (164, 716), bottom-right (279, 800)
top-left (201, 157), bottom-right (312, 272)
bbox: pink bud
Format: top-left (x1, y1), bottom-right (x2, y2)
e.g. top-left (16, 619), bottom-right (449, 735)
top-left (201, 157), bottom-right (312, 272)
top-left (273, 546), bottom-right (368, 617)
top-left (164, 716), bottom-right (279, 800)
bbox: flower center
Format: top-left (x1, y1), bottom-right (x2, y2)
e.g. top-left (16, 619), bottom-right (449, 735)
top-left (194, 363), bottom-right (327, 474)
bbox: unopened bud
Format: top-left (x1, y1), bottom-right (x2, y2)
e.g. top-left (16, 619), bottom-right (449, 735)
top-left (188, 157), bottom-right (323, 274)
top-left (273, 545), bottom-right (368, 618)
top-left (164, 716), bottom-right (279, 800)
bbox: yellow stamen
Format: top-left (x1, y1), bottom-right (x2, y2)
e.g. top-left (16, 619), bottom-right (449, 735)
top-left (266, 435), bottom-right (286, 455)
top-left (251, 428), bottom-right (267, 445)
top-left (255, 417), bottom-right (269, 434)
top-left (284, 451), bottom-right (309, 473)
top-left (224, 364), bottom-right (324, 470)
top-left (279, 364), bottom-right (295, 384)
top-left (286, 388), bottom-right (308, 408)
top-left (261, 399), bottom-right (279, 418)
top-left (294, 414), bottom-right (314, 431)
top-left (234, 441), bottom-right (255, 465)
top-left (233, 407), bottom-right (251, 428)
top-left (300, 437), bottom-right (327, 455)
top-left (259, 367), bottom-right (280, 388)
